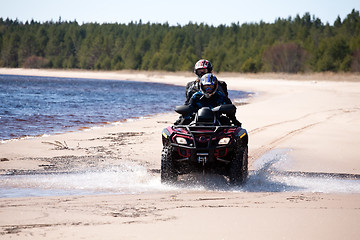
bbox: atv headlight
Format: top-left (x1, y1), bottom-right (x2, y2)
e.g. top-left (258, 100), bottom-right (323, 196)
top-left (175, 137), bottom-right (187, 145)
top-left (218, 137), bottom-right (231, 145)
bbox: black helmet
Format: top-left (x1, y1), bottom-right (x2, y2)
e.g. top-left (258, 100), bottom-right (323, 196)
top-left (194, 59), bottom-right (213, 79)
top-left (200, 73), bottom-right (218, 98)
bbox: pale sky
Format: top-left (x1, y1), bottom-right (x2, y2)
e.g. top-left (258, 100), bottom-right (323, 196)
top-left (1, 0), bottom-right (359, 26)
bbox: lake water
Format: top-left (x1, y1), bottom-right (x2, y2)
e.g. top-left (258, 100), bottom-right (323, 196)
top-left (0, 74), bottom-right (249, 141)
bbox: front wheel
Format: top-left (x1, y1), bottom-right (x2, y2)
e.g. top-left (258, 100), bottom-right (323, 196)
top-left (228, 144), bottom-right (248, 186)
top-left (161, 145), bottom-right (177, 184)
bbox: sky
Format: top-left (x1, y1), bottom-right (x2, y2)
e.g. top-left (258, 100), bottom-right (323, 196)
top-left (1, 0), bottom-right (359, 26)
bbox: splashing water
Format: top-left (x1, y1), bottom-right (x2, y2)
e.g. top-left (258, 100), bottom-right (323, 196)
top-left (240, 149), bottom-right (360, 193)
top-left (1, 149), bottom-right (360, 198)
top-left (0, 162), bottom-right (176, 198)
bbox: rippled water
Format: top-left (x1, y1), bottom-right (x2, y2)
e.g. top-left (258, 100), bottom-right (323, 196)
top-left (0, 74), bottom-right (248, 141)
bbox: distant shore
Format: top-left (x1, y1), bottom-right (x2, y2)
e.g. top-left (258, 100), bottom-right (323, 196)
top-left (1, 67), bottom-right (359, 83)
top-left (0, 68), bottom-right (359, 239)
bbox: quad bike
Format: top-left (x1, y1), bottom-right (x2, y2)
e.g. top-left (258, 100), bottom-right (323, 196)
top-left (161, 104), bottom-right (248, 186)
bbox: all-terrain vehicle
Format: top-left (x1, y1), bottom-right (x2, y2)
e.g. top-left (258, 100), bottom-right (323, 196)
top-left (161, 104), bottom-right (248, 186)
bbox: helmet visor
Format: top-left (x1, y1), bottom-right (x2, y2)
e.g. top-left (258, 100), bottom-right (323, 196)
top-left (196, 68), bottom-right (208, 77)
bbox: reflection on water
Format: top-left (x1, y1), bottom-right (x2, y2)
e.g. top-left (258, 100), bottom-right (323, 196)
top-left (1, 149), bottom-right (360, 198)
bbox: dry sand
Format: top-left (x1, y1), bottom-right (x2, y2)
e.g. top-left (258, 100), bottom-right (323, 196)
top-left (0, 68), bottom-right (360, 239)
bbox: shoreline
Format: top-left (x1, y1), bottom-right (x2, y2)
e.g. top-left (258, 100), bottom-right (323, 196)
top-left (0, 68), bottom-right (251, 143)
top-left (0, 113), bottom-right (161, 144)
top-left (0, 68), bottom-right (360, 239)
top-left (1, 67), bottom-right (360, 83)
top-left (0, 71), bottom-right (196, 142)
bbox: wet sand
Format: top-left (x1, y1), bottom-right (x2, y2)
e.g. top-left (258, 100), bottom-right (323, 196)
top-left (0, 68), bottom-right (359, 239)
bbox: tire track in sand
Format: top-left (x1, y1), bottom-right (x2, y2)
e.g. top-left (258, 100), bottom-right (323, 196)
top-left (248, 107), bottom-right (360, 166)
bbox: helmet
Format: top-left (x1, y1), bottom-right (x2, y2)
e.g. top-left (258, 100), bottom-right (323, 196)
top-left (194, 59), bottom-right (213, 79)
top-left (200, 73), bottom-right (218, 98)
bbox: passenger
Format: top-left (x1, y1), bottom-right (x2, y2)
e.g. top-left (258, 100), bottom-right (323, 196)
top-left (184, 59), bottom-right (228, 105)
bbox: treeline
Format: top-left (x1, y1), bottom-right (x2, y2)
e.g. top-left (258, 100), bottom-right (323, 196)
top-left (1, 9), bottom-right (360, 73)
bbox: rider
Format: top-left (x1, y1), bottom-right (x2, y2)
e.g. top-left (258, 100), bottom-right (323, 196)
top-left (187, 73), bottom-right (241, 126)
top-left (184, 59), bottom-right (228, 105)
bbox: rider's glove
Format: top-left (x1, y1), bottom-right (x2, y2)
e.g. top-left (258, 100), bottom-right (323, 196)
top-left (232, 119), bottom-right (242, 127)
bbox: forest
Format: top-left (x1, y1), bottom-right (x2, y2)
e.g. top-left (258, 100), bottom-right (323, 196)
top-left (0, 9), bottom-right (359, 73)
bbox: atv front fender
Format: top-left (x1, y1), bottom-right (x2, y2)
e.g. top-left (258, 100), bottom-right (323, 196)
top-left (162, 127), bottom-right (172, 145)
top-left (235, 128), bottom-right (248, 145)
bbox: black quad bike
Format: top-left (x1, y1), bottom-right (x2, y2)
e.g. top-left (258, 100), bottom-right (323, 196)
top-left (161, 104), bottom-right (248, 186)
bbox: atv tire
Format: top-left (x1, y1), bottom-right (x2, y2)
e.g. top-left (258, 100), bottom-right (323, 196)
top-left (229, 144), bottom-right (248, 186)
top-left (161, 145), bottom-right (177, 184)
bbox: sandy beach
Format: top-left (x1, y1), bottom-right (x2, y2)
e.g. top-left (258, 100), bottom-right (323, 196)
top-left (0, 68), bottom-right (360, 239)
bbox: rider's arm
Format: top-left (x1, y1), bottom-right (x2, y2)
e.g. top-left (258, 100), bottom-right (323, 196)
top-left (220, 93), bottom-right (242, 127)
top-left (185, 81), bottom-right (198, 105)
top-left (218, 81), bottom-right (228, 97)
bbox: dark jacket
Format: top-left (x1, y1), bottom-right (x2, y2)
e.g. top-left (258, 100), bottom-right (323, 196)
top-left (188, 90), bottom-right (241, 126)
top-left (189, 90), bottom-right (232, 110)
top-left (184, 79), bottom-right (228, 105)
